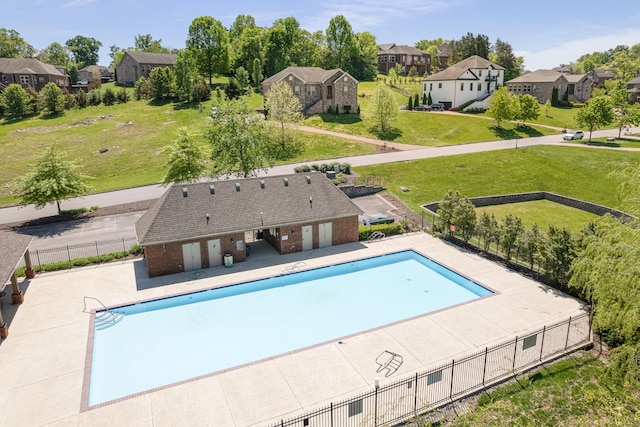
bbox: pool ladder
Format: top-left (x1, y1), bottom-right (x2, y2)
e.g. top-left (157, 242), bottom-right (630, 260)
top-left (280, 261), bottom-right (306, 275)
top-left (83, 296), bottom-right (125, 330)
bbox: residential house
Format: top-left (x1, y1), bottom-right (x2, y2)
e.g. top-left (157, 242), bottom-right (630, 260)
top-left (78, 65), bottom-right (114, 83)
top-left (587, 67), bottom-right (615, 87)
top-left (627, 75), bottom-right (640, 103)
top-left (435, 42), bottom-right (451, 71)
top-left (262, 67), bottom-right (358, 115)
top-left (115, 51), bottom-right (177, 85)
top-left (0, 58), bottom-right (69, 91)
top-left (377, 44), bottom-right (431, 75)
top-left (135, 173), bottom-right (362, 277)
top-left (421, 55), bottom-right (504, 109)
top-left (506, 69), bottom-right (593, 103)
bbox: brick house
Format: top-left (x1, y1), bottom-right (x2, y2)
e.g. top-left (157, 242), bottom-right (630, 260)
top-left (115, 51), bottom-right (177, 85)
top-left (0, 58), bottom-right (69, 91)
top-left (377, 43), bottom-right (431, 75)
top-left (262, 67), bottom-right (358, 115)
top-left (506, 69), bottom-right (593, 103)
top-left (422, 55), bottom-right (504, 109)
top-left (626, 75), bottom-right (640, 103)
top-left (78, 65), bottom-right (114, 83)
top-left (135, 173), bottom-right (362, 277)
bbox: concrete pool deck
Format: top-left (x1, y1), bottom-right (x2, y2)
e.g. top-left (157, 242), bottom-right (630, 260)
top-left (0, 232), bottom-right (587, 426)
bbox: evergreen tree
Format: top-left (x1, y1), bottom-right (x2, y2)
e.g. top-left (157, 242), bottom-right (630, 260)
top-left (408, 96), bottom-right (413, 110)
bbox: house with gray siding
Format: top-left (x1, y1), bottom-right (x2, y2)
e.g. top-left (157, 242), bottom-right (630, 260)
top-left (115, 51), bottom-right (177, 85)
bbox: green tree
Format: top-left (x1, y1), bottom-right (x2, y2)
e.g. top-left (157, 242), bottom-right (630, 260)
top-left (15, 145), bottom-right (91, 215)
top-left (541, 224), bottom-right (575, 285)
top-left (370, 82), bottom-right (398, 132)
top-left (134, 76), bottom-right (151, 100)
top-left (252, 58), bottom-right (264, 87)
top-left (576, 95), bottom-right (615, 141)
top-left (0, 28), bottom-right (35, 57)
top-left (68, 63), bottom-right (78, 85)
top-left (486, 87), bottom-right (515, 128)
top-left (325, 15), bottom-right (357, 72)
top-left (65, 35), bottom-right (102, 67)
top-left (162, 128), bottom-right (206, 185)
top-left (75, 88), bottom-right (87, 108)
top-left (454, 198), bottom-right (477, 242)
top-left (265, 81), bottom-right (303, 152)
top-left (191, 78), bottom-right (211, 102)
top-left (427, 92), bottom-right (433, 105)
top-left (515, 94), bottom-right (540, 126)
top-left (500, 213), bottom-right (524, 263)
top-left (102, 87), bottom-right (116, 106)
top-left (476, 211), bottom-right (499, 252)
top-left (491, 38), bottom-right (522, 81)
top-left (0, 84), bottom-right (32, 119)
top-left (37, 42), bottom-right (70, 66)
top-left (518, 223), bottom-right (542, 270)
top-left (148, 67), bottom-right (174, 101)
top-left (551, 86), bottom-right (559, 107)
top-left (186, 16), bottom-right (230, 84)
top-left (235, 67), bottom-right (250, 93)
top-left (134, 34), bottom-right (170, 53)
top-left (451, 32), bottom-right (490, 62)
top-left (173, 50), bottom-right (198, 102)
top-left (224, 77), bottom-right (243, 100)
top-left (264, 17), bottom-right (305, 76)
top-left (207, 99), bottom-right (274, 178)
top-left (407, 96), bottom-right (413, 111)
top-left (39, 82), bottom-right (66, 116)
top-left (350, 31), bottom-right (378, 81)
top-left (229, 16), bottom-right (265, 80)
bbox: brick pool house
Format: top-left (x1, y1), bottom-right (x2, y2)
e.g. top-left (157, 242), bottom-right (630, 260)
top-left (135, 173), bottom-right (362, 277)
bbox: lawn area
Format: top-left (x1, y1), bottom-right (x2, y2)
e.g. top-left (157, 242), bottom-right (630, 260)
top-left (354, 145), bottom-right (640, 213)
top-left (441, 353), bottom-right (640, 426)
top-left (475, 200), bottom-right (599, 233)
top-left (563, 136), bottom-right (640, 149)
top-left (304, 80), bottom-right (559, 146)
top-left (0, 96), bottom-right (372, 206)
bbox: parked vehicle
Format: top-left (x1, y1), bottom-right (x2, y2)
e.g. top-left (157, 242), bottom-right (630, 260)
top-left (563, 130), bottom-right (584, 140)
top-left (362, 214), bottom-right (395, 225)
top-left (430, 103), bottom-right (445, 111)
top-left (77, 79), bottom-right (88, 85)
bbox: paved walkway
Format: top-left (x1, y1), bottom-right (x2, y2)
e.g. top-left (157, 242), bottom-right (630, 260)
top-left (0, 127), bottom-right (631, 225)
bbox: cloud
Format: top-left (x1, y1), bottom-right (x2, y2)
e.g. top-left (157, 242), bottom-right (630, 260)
top-left (517, 27), bottom-right (640, 71)
top-left (63, 0), bottom-right (98, 7)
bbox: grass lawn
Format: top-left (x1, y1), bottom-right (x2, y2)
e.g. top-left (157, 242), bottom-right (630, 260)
top-left (354, 145), bottom-right (640, 213)
top-left (563, 136), bottom-right (640, 149)
top-left (0, 96), bottom-right (372, 206)
top-left (304, 80), bottom-right (559, 146)
top-left (442, 353), bottom-right (640, 426)
top-left (475, 200), bottom-right (599, 233)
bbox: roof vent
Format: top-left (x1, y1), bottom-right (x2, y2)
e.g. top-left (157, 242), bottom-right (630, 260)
top-left (283, 178), bottom-right (289, 187)
top-left (306, 175), bottom-right (311, 184)
top-left (182, 188), bottom-right (188, 198)
top-left (209, 185), bottom-right (215, 195)
top-left (260, 180), bottom-right (265, 189)
top-left (235, 183), bottom-right (241, 192)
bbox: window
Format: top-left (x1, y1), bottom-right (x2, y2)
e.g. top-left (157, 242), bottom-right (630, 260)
top-left (438, 83), bottom-right (442, 89)
top-left (39, 77), bottom-right (45, 82)
top-left (478, 83), bottom-right (482, 91)
top-left (348, 399), bottom-right (363, 417)
top-left (343, 86), bottom-right (349, 96)
top-left (306, 86), bottom-right (316, 97)
top-left (380, 56), bottom-right (386, 63)
top-left (523, 335), bottom-right (537, 350)
top-left (460, 83), bottom-right (464, 91)
top-left (389, 55), bottom-right (395, 63)
top-left (478, 70), bottom-right (482, 77)
top-left (19, 75), bottom-right (29, 84)
top-left (470, 83), bottom-right (473, 91)
top-left (427, 370), bottom-right (443, 385)
top-left (294, 86), bottom-right (300, 96)
top-left (430, 83), bottom-right (433, 91)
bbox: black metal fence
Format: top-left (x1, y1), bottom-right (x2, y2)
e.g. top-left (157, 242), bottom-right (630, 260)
top-left (17, 237), bottom-right (138, 270)
top-left (271, 313), bottom-right (591, 427)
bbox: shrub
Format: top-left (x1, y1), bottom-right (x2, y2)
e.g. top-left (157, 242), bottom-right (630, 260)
top-left (343, 105), bottom-right (351, 114)
top-left (64, 92), bottom-right (77, 109)
top-left (341, 163), bottom-right (351, 174)
top-left (327, 105), bottom-right (334, 114)
top-left (116, 87), bottom-right (130, 103)
top-left (75, 89), bottom-right (88, 108)
top-left (102, 88), bottom-right (116, 106)
top-left (134, 76), bottom-right (151, 100)
top-left (88, 90), bottom-right (102, 106)
top-left (357, 104), bottom-right (361, 115)
top-left (191, 79), bottom-right (211, 102)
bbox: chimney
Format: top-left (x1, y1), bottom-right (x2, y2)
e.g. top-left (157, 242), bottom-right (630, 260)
top-left (182, 188), bottom-right (188, 198)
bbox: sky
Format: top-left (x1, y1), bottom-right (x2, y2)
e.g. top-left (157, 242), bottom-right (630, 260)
top-left (4, 0), bottom-right (640, 71)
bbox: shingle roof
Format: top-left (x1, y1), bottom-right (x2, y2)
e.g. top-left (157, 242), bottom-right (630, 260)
top-left (124, 51), bottom-right (177, 65)
top-left (136, 173), bottom-right (362, 246)
top-left (423, 55), bottom-right (503, 82)
top-left (0, 58), bottom-right (67, 77)
top-left (378, 44), bottom-right (428, 56)
top-left (627, 76), bottom-right (640, 85)
top-left (564, 73), bottom-right (588, 83)
top-left (506, 69), bottom-right (564, 84)
top-left (0, 230), bottom-right (32, 287)
top-left (262, 67), bottom-right (357, 85)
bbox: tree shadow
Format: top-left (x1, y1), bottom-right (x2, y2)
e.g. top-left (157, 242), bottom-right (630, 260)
top-left (148, 99), bottom-right (174, 107)
top-left (172, 101), bottom-right (203, 111)
top-left (490, 124), bottom-right (543, 139)
top-left (40, 112), bottom-right (65, 121)
top-left (369, 126), bottom-right (403, 141)
top-left (318, 113), bottom-right (362, 125)
top-left (516, 125), bottom-right (544, 137)
top-left (582, 140), bottom-right (620, 148)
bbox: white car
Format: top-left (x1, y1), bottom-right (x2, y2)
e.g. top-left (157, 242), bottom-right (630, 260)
top-left (77, 79), bottom-right (88, 85)
top-left (563, 130), bottom-right (584, 140)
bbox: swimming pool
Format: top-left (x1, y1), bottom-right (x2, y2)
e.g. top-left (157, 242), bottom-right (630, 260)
top-left (86, 250), bottom-right (493, 406)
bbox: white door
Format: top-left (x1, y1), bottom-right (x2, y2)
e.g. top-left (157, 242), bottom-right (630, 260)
top-left (182, 242), bottom-right (201, 271)
top-left (207, 239), bottom-right (222, 267)
top-left (302, 225), bottom-right (313, 251)
top-left (318, 222), bottom-right (333, 248)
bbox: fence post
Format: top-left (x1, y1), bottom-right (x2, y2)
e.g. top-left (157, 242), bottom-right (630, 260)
top-left (66, 245), bottom-right (72, 268)
top-left (374, 382), bottom-right (379, 427)
top-left (36, 249), bottom-right (42, 270)
top-left (330, 402), bottom-right (333, 427)
top-left (95, 241), bottom-right (99, 257)
top-left (539, 326), bottom-right (546, 362)
top-left (481, 347), bottom-right (488, 385)
top-left (564, 316), bottom-right (572, 350)
top-left (122, 237), bottom-right (126, 252)
top-left (512, 336), bottom-right (518, 371)
top-left (449, 360), bottom-right (455, 399)
top-left (413, 372), bottom-right (418, 414)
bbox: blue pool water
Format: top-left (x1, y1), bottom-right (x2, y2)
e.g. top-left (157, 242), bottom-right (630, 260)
top-left (88, 250), bottom-right (492, 406)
